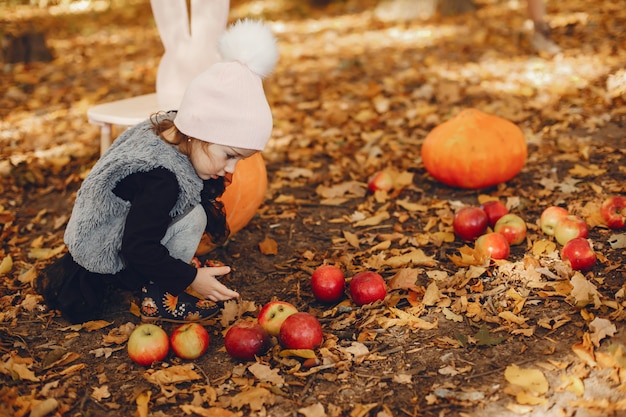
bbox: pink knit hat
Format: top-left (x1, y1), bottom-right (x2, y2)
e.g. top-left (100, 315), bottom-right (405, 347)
top-left (174, 19), bottom-right (278, 151)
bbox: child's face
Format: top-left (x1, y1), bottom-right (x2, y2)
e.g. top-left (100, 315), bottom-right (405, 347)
top-left (190, 143), bottom-right (255, 181)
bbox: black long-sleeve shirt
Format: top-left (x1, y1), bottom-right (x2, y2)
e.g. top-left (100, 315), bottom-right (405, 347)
top-left (113, 167), bottom-right (198, 295)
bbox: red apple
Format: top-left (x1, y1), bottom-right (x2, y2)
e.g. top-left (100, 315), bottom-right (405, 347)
top-left (453, 206), bottom-right (489, 241)
top-left (561, 237), bottom-right (596, 271)
top-left (224, 321), bottom-right (271, 361)
top-left (170, 323), bottom-right (210, 360)
top-left (257, 301), bottom-right (298, 336)
top-left (367, 170), bottom-right (393, 192)
top-left (349, 271), bottom-right (387, 306)
top-left (481, 200), bottom-right (509, 227)
top-left (600, 196), bottom-right (626, 229)
top-left (311, 265), bottom-right (345, 303)
top-left (278, 312), bottom-right (323, 350)
top-left (554, 215), bottom-right (589, 245)
top-left (494, 213), bottom-right (527, 245)
top-left (474, 232), bottom-right (510, 260)
top-left (127, 324), bottom-right (170, 366)
top-left (539, 206), bottom-right (568, 236)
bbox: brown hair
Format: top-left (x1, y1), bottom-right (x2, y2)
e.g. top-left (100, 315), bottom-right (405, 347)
top-left (149, 112), bottom-right (230, 246)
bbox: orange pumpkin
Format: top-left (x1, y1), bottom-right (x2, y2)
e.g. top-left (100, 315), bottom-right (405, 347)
top-left (420, 108), bottom-right (527, 189)
top-left (195, 152), bottom-right (267, 255)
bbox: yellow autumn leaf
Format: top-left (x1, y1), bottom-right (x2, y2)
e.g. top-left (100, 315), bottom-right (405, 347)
top-left (82, 320), bottom-right (113, 332)
top-left (30, 235), bottom-right (45, 248)
top-left (422, 281), bottom-right (441, 306)
top-left (514, 390), bottom-right (548, 405)
top-left (0, 255), bottom-right (13, 274)
top-left (29, 398), bottom-right (59, 417)
top-left (498, 311), bottom-right (529, 325)
top-left (504, 363), bottom-right (549, 395)
top-left (135, 391), bottom-right (151, 417)
top-left (568, 164), bottom-right (607, 177)
top-left (144, 364), bottom-right (202, 385)
top-left (353, 211), bottom-right (390, 227)
top-left (383, 248), bottom-right (436, 268)
top-left (279, 349), bottom-right (317, 359)
top-left (569, 272), bottom-right (601, 308)
top-left (27, 245), bottom-right (65, 260)
top-left (343, 230), bottom-right (360, 248)
top-left (396, 199), bottom-right (428, 212)
top-left (230, 386), bottom-right (276, 412)
top-left (274, 194), bottom-right (296, 204)
top-left (180, 405), bottom-right (239, 417)
top-left (18, 267), bottom-right (37, 284)
top-left (0, 356), bottom-right (40, 382)
top-left (380, 307), bottom-right (438, 330)
top-left (559, 374), bottom-right (585, 397)
top-left (531, 239), bottom-right (556, 256)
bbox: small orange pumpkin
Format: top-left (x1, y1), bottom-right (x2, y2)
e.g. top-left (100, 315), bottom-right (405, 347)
top-left (421, 108), bottom-right (527, 189)
top-left (195, 152), bottom-right (267, 255)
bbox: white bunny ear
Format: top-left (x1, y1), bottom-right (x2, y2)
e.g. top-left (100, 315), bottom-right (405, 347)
top-left (218, 19), bottom-right (278, 78)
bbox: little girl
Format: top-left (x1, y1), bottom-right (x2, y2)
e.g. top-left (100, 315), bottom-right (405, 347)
top-left (36, 19), bottom-right (279, 324)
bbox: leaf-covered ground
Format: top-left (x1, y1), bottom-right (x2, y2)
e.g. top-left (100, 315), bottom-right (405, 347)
top-left (1, 0), bottom-right (626, 416)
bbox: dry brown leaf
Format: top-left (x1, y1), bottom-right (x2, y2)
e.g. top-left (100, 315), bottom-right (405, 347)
top-left (135, 391), bottom-right (151, 417)
top-left (353, 211), bottom-right (390, 227)
top-left (0, 255), bottom-right (13, 274)
top-left (144, 364), bottom-right (202, 386)
top-left (383, 249), bottom-right (436, 268)
top-left (568, 164), bottom-right (607, 177)
top-left (504, 364), bottom-right (549, 395)
top-left (297, 403), bottom-right (327, 417)
top-left (589, 317), bottom-right (616, 347)
top-left (180, 405), bottom-right (242, 417)
top-left (498, 311), bottom-right (529, 326)
top-left (569, 273), bottom-right (602, 308)
top-left (103, 322), bottom-right (136, 345)
top-left (422, 281), bottom-right (441, 306)
top-left (343, 230), bottom-right (360, 249)
top-left (258, 236), bottom-right (278, 255)
top-left (82, 320), bottom-right (113, 332)
top-left (91, 385), bottom-right (111, 401)
top-left (388, 268), bottom-right (421, 291)
top-left (29, 398), bottom-right (59, 417)
top-left (247, 362), bottom-right (285, 385)
top-left (0, 356), bottom-right (40, 382)
top-left (229, 386), bottom-right (275, 412)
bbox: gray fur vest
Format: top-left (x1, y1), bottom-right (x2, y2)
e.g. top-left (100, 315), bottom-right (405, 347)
top-left (64, 117), bottom-right (203, 274)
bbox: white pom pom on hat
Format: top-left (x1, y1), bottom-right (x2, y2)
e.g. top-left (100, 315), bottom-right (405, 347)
top-left (174, 19), bottom-right (278, 151)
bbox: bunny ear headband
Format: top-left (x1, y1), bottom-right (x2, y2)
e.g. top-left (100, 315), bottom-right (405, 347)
top-left (174, 19), bottom-right (279, 151)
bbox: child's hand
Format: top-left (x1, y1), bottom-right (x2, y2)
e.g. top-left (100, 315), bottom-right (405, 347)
top-left (190, 266), bottom-right (239, 301)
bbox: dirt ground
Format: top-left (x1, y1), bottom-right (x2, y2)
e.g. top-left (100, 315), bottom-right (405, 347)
top-left (1, 0), bottom-right (626, 416)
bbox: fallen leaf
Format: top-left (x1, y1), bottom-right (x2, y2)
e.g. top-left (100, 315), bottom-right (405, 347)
top-left (144, 364), bottom-right (202, 386)
top-left (135, 391), bottom-right (151, 417)
top-left (297, 403), bottom-right (327, 417)
top-left (589, 317), bottom-right (616, 347)
top-left (258, 237), bottom-right (278, 255)
top-left (180, 405), bottom-right (241, 417)
top-left (0, 255), bottom-right (13, 274)
top-left (29, 398), bottom-right (59, 417)
top-left (248, 362), bottom-right (285, 385)
top-left (229, 386), bottom-right (275, 412)
top-left (383, 248), bottom-right (437, 268)
top-left (91, 385), bottom-right (111, 401)
top-left (569, 272), bottom-right (602, 308)
top-left (0, 356), bottom-right (40, 382)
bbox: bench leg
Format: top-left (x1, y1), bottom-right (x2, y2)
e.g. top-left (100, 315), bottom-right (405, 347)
top-left (100, 123), bottom-right (112, 155)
